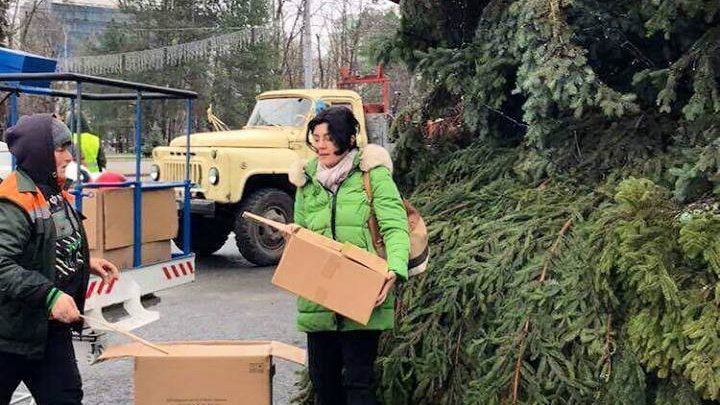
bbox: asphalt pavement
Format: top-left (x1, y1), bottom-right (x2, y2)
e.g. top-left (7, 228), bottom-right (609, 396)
top-left (76, 237), bottom-right (306, 405)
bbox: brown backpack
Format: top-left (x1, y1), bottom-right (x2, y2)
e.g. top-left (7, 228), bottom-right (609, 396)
top-left (362, 172), bottom-right (429, 277)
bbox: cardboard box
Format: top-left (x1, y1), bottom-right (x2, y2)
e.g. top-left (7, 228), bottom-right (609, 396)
top-left (140, 188), bottom-right (180, 243)
top-left (90, 240), bottom-right (172, 270)
top-left (98, 340), bottom-right (306, 405)
top-left (243, 212), bottom-right (388, 325)
top-left (83, 188), bottom-right (179, 250)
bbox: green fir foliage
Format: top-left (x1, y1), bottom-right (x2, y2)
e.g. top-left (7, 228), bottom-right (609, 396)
top-left (294, 0), bottom-right (720, 404)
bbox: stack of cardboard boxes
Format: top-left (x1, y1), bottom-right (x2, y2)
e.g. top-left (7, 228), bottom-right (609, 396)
top-left (82, 187), bottom-right (178, 269)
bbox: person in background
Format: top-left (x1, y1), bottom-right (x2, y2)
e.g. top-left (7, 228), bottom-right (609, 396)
top-left (287, 106), bottom-right (410, 405)
top-left (66, 113), bottom-right (106, 174)
top-left (0, 113), bottom-right (119, 404)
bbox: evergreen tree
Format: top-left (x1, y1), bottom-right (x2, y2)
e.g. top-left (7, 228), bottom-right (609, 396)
top-left (293, 1), bottom-right (720, 404)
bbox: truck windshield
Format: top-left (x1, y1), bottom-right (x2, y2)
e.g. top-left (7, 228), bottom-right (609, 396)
top-left (247, 98), bottom-right (312, 127)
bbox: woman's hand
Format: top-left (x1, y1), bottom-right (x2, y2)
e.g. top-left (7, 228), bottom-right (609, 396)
top-left (375, 271), bottom-right (397, 307)
top-left (89, 257), bottom-right (119, 284)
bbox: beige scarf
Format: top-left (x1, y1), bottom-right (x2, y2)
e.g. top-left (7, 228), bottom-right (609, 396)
top-left (316, 149), bottom-right (358, 193)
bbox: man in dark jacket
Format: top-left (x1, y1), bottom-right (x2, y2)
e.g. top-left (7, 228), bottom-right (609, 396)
top-left (0, 113), bottom-right (119, 405)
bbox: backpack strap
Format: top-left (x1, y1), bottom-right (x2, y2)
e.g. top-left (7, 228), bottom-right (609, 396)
top-left (362, 171), bottom-right (385, 253)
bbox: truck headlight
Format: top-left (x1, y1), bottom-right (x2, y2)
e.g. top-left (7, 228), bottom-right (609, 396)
top-left (150, 164), bottom-right (160, 181)
top-left (209, 167), bottom-right (220, 185)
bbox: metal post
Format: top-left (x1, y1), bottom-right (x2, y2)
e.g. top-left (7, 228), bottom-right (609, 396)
top-left (9, 92), bottom-right (17, 169)
top-left (133, 92), bottom-right (143, 267)
top-left (69, 98), bottom-right (76, 185)
top-left (183, 99), bottom-right (192, 255)
top-left (10, 92), bottom-right (17, 124)
top-left (74, 83), bottom-right (83, 213)
top-left (69, 99), bottom-right (75, 132)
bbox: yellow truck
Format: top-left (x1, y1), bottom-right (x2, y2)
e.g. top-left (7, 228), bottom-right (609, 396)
top-left (150, 89), bottom-right (392, 266)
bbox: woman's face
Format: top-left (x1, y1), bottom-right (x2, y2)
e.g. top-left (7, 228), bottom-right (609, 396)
top-left (312, 123), bottom-right (346, 168)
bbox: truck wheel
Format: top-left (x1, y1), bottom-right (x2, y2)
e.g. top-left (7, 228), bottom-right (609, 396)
top-left (235, 188), bottom-right (294, 266)
top-left (174, 214), bottom-right (232, 256)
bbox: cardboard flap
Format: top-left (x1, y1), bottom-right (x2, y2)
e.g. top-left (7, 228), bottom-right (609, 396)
top-left (98, 341), bottom-right (306, 364)
top-left (270, 341), bottom-right (306, 365)
top-left (340, 243), bottom-right (388, 274)
top-left (97, 342), bottom-right (152, 362)
top-left (242, 212), bottom-right (289, 233)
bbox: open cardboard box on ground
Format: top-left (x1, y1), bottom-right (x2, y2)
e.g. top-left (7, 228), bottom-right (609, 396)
top-left (243, 212), bottom-right (388, 325)
top-left (83, 187), bottom-right (178, 269)
top-left (98, 340), bottom-right (306, 405)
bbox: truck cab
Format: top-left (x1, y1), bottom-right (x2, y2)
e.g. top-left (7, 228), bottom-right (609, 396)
top-left (151, 89), bottom-right (382, 266)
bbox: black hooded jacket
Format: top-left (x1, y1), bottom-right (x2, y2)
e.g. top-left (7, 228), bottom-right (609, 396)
top-left (0, 114), bottom-right (90, 358)
top-left (6, 113), bottom-right (63, 197)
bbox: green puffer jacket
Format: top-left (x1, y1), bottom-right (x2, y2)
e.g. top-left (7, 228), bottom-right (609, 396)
top-left (288, 144), bottom-right (410, 332)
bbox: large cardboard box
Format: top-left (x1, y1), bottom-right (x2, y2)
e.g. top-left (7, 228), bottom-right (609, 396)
top-left (243, 212), bottom-right (388, 325)
top-left (83, 188), bottom-right (177, 268)
top-left (98, 340), bottom-right (306, 405)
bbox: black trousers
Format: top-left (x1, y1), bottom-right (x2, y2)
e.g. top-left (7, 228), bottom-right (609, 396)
top-left (307, 330), bottom-right (381, 405)
top-left (0, 326), bottom-right (83, 405)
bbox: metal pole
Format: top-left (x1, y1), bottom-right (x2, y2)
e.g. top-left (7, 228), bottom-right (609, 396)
top-left (9, 92), bottom-right (17, 124)
top-left (183, 99), bottom-right (192, 255)
top-left (74, 83), bottom-right (83, 213)
top-left (133, 92), bottom-right (143, 267)
top-left (9, 92), bottom-right (17, 169)
top-left (69, 98), bottom-right (75, 175)
top-left (302, 0), bottom-right (312, 89)
top-left (69, 99), bottom-right (75, 132)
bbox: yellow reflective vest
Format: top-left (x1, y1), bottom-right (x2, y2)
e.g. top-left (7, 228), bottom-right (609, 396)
top-left (73, 132), bottom-right (101, 173)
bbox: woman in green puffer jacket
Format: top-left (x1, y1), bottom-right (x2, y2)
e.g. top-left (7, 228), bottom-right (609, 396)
top-left (288, 106), bottom-right (409, 405)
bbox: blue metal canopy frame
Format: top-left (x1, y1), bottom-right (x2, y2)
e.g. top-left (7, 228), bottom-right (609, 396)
top-left (0, 72), bottom-right (198, 267)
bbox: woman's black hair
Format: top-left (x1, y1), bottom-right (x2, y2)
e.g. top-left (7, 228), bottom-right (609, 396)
top-left (306, 106), bottom-right (360, 155)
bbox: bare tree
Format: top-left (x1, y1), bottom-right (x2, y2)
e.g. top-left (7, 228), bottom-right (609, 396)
top-left (16, 0), bottom-right (47, 49)
top-left (279, 0), bottom-right (305, 87)
top-left (316, 33), bottom-right (325, 86)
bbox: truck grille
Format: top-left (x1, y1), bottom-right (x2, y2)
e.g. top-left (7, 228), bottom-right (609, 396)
top-left (163, 162), bottom-right (203, 185)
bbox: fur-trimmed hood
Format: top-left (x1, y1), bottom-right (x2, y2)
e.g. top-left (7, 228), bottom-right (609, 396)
top-left (288, 144), bottom-right (393, 187)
